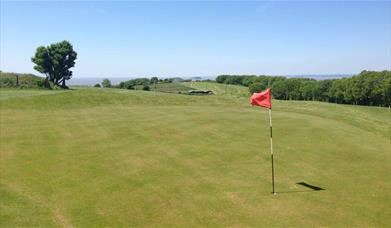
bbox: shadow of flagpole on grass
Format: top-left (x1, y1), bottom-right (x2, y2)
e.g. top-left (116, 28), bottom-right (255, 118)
top-left (276, 182), bottom-right (325, 194)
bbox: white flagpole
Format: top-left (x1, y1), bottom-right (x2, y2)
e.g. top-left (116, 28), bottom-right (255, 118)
top-left (269, 107), bottom-right (275, 195)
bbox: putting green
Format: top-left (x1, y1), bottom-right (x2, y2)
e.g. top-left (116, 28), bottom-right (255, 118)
top-left (0, 87), bottom-right (390, 226)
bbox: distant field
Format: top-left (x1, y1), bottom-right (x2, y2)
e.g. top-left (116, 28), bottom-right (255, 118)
top-left (134, 83), bottom-right (194, 93)
top-left (0, 85), bottom-right (390, 227)
top-left (182, 81), bottom-right (249, 97)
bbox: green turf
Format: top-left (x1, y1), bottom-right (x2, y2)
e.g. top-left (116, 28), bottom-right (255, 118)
top-left (0, 88), bottom-right (66, 101)
top-left (0, 86), bottom-right (390, 227)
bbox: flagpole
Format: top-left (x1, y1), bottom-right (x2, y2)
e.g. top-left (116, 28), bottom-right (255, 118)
top-left (269, 107), bottom-right (275, 195)
top-left (267, 79), bottom-right (275, 195)
top-left (250, 83), bottom-right (274, 195)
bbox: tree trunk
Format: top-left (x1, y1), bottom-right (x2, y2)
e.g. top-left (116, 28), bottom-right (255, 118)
top-left (44, 77), bottom-right (50, 88)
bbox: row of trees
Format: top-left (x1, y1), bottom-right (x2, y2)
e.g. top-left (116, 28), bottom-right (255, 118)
top-left (118, 78), bottom-right (154, 89)
top-left (117, 77), bottom-right (182, 90)
top-left (216, 71), bottom-right (391, 106)
top-left (216, 75), bottom-right (285, 87)
top-left (94, 77), bottom-right (184, 90)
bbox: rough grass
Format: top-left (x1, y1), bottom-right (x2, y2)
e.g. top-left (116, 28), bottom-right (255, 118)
top-left (0, 86), bottom-right (390, 227)
top-left (182, 81), bottom-right (249, 97)
top-left (0, 72), bottom-right (44, 88)
top-left (136, 83), bottom-right (194, 93)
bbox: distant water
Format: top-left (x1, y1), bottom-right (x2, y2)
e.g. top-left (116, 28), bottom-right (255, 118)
top-left (68, 76), bottom-right (215, 86)
top-left (68, 77), bottom-right (130, 86)
top-left (68, 74), bottom-right (352, 86)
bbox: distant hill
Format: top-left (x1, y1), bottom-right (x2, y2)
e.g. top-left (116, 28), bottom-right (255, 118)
top-left (0, 72), bottom-right (44, 88)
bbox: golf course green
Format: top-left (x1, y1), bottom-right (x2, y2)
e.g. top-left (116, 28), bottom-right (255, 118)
top-left (0, 84), bottom-right (390, 227)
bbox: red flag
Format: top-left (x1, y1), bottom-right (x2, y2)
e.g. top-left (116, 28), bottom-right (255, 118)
top-left (250, 88), bottom-right (271, 108)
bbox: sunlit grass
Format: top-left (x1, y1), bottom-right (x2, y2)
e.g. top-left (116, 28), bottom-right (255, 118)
top-left (0, 87), bottom-right (390, 226)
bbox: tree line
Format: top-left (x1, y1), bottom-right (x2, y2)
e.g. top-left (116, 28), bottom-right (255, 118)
top-left (96, 77), bottom-right (186, 90)
top-left (216, 71), bottom-right (391, 106)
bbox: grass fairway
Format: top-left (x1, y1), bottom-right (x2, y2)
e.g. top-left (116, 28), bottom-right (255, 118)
top-left (0, 86), bottom-right (390, 227)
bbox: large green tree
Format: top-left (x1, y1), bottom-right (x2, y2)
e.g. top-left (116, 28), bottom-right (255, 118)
top-left (31, 40), bottom-right (77, 88)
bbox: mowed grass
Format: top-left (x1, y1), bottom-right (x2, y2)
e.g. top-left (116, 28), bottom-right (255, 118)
top-left (0, 88), bottom-right (66, 101)
top-left (0, 86), bottom-right (390, 227)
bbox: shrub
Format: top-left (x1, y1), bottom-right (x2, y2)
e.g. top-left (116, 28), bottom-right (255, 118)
top-left (94, 83), bottom-right (101, 88)
top-left (142, 85), bottom-right (150, 91)
top-left (34, 78), bottom-right (51, 89)
top-left (249, 82), bottom-right (267, 94)
top-left (102, 78), bottom-right (111, 88)
top-left (0, 72), bottom-right (48, 89)
top-left (0, 77), bottom-right (15, 87)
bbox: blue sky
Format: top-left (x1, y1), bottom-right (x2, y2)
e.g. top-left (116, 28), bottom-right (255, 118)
top-left (1, 1), bottom-right (390, 78)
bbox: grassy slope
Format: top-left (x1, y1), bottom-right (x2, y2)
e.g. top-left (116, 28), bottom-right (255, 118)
top-left (0, 72), bottom-right (44, 88)
top-left (0, 86), bottom-right (390, 227)
top-left (135, 83), bottom-right (194, 93)
top-left (182, 81), bottom-right (249, 97)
